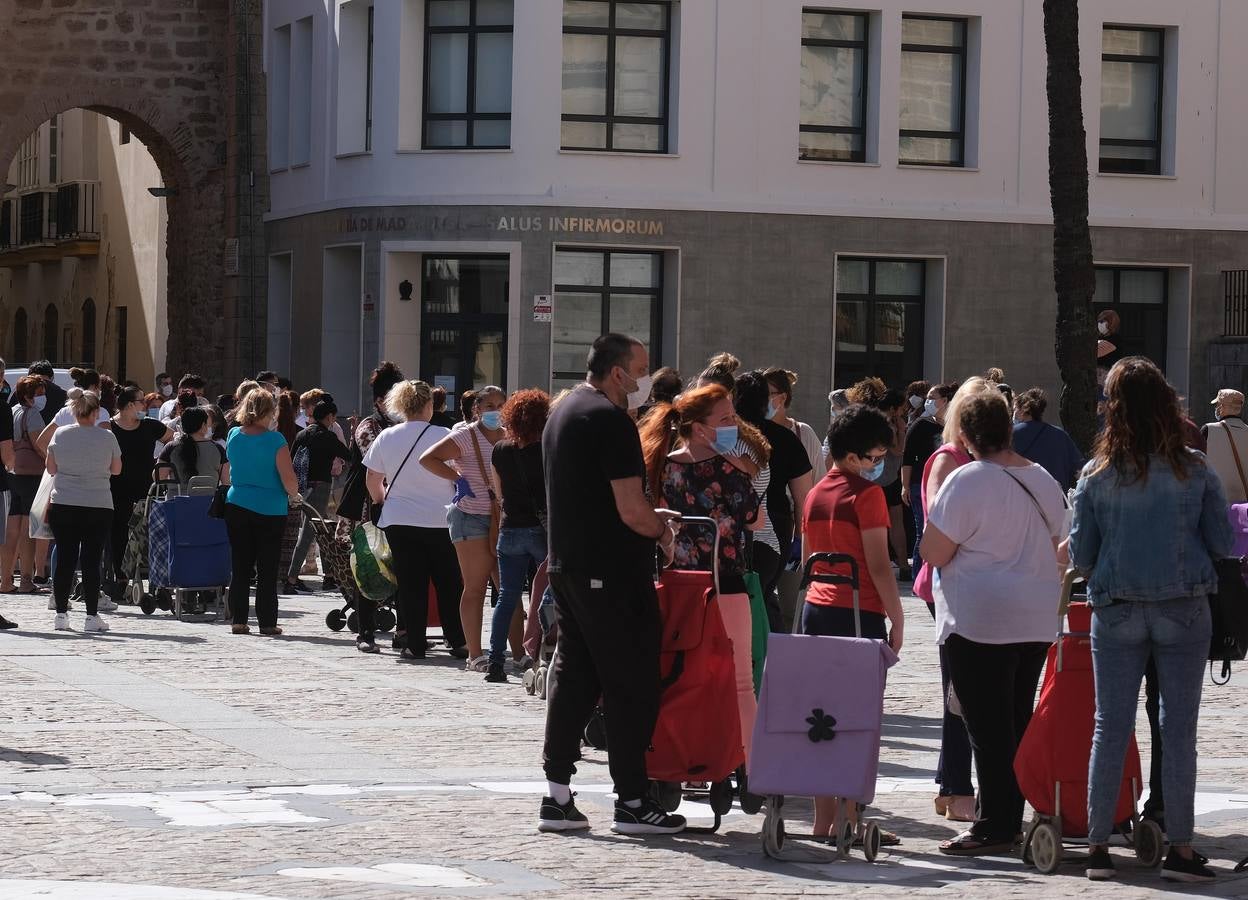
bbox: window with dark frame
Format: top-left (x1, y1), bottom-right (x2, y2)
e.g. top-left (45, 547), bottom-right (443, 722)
top-left (0, 200), bottom-right (11, 249)
top-left (365, 5), bottom-right (375, 152)
top-left (1094, 266), bottom-right (1168, 369)
top-left (551, 248), bottom-right (663, 387)
top-left (898, 15), bottom-right (966, 167)
top-left (42, 304), bottom-right (58, 365)
top-left (422, 0), bottom-right (514, 150)
top-left (561, 0), bottom-right (672, 153)
top-left (799, 10), bottom-right (869, 163)
top-left (1099, 26), bottom-right (1164, 175)
top-left (834, 257), bottom-right (926, 389)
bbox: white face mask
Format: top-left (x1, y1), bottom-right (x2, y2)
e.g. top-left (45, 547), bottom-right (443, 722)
top-left (625, 373), bottom-right (653, 411)
top-left (1097, 321), bottom-right (1109, 336)
top-left (160, 384), bottom-right (173, 397)
top-left (909, 395), bottom-right (923, 410)
top-left (33, 395), bottom-right (47, 412)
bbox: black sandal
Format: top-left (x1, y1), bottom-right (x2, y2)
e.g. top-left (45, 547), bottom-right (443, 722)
top-left (939, 831), bottom-right (1014, 856)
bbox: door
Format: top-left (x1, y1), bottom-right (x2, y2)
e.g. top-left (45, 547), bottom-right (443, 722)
top-left (420, 256), bottom-right (509, 418)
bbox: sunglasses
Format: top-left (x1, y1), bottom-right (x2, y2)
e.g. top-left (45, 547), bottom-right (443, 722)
top-left (862, 452), bottom-right (888, 465)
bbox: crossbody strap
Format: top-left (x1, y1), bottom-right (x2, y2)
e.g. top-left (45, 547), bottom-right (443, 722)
top-left (1014, 422), bottom-right (1050, 459)
top-left (1218, 422), bottom-right (1248, 500)
top-left (1002, 466), bottom-right (1066, 535)
top-left (384, 423), bottom-right (432, 502)
top-left (469, 425), bottom-right (498, 504)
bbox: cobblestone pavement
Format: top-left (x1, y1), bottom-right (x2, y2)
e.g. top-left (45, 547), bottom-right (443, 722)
top-left (2, 584), bottom-right (1248, 899)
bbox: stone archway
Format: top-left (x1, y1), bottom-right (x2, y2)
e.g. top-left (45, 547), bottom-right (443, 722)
top-left (0, 1), bottom-right (267, 390)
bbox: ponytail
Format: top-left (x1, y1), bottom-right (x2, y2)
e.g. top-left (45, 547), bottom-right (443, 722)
top-left (177, 407), bottom-right (209, 477)
top-left (638, 402), bottom-right (681, 502)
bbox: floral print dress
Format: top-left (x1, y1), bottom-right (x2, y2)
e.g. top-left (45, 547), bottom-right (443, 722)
top-left (661, 455), bottom-right (760, 595)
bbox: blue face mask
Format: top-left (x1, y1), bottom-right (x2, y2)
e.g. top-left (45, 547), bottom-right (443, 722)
top-left (861, 458), bottom-right (886, 481)
top-left (480, 410), bottom-right (502, 430)
top-left (924, 398), bottom-right (938, 419)
top-left (766, 401), bottom-right (778, 420)
top-left (711, 425), bottom-right (739, 455)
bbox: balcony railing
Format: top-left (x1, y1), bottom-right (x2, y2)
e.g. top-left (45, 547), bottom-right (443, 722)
top-left (0, 181), bottom-right (99, 250)
top-left (1226, 270), bottom-right (1248, 338)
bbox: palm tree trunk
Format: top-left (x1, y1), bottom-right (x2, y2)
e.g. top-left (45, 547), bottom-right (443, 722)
top-left (1044, 0), bottom-right (1098, 453)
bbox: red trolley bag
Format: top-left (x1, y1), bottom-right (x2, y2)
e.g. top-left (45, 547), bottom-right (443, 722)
top-left (645, 517), bottom-right (744, 827)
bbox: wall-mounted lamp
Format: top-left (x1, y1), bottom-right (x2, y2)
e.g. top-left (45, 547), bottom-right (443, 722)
top-left (399, 279), bottom-right (413, 302)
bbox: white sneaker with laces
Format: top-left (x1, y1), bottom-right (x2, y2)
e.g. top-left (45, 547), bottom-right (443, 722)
top-left (53, 613), bottom-right (72, 631)
top-left (83, 615), bottom-right (110, 633)
top-left (97, 597), bottom-right (119, 612)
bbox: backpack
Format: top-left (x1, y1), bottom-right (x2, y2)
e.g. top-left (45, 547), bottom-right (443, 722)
top-left (292, 443), bottom-right (310, 494)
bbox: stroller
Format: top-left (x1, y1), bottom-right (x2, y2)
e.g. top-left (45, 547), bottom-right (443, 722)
top-left (750, 553), bottom-right (898, 862)
top-left (1015, 569), bottom-right (1164, 874)
top-left (146, 484), bottom-right (231, 619)
top-left (310, 507), bottom-right (397, 635)
top-left (645, 516), bottom-right (744, 833)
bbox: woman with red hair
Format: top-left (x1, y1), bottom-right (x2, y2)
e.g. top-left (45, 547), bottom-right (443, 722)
top-left (484, 389), bottom-right (552, 683)
top-left (639, 384), bottom-right (768, 761)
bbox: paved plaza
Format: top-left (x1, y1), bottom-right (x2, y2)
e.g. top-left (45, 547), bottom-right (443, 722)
top-left (1, 586), bottom-right (1247, 899)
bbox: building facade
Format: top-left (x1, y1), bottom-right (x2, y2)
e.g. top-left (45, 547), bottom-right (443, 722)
top-left (0, 110), bottom-right (168, 385)
top-left (263, 0), bottom-right (1248, 423)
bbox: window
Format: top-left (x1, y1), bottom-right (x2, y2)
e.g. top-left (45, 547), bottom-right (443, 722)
top-left (18, 194), bottom-right (43, 245)
top-left (48, 115), bottom-right (59, 184)
top-left (291, 17), bottom-right (314, 165)
top-left (270, 25), bottom-right (292, 168)
top-left (799, 11), bottom-right (868, 162)
top-left (420, 256), bottom-right (510, 399)
top-left (81, 298), bottom-right (96, 365)
top-left (561, 0), bottom-right (671, 153)
top-left (336, 0), bottom-right (376, 154)
top-left (13, 309), bottom-right (27, 363)
top-left (1094, 267), bottom-right (1167, 367)
top-left (42, 304), bottom-right (58, 364)
top-left (834, 258), bottom-right (925, 388)
top-left (552, 249), bottom-right (662, 387)
top-left (899, 15), bottom-right (966, 166)
top-left (0, 200), bottom-right (11, 249)
top-left (422, 0), bottom-right (514, 149)
top-left (17, 131), bottom-right (37, 188)
top-left (1100, 27), bottom-right (1164, 175)
top-left (56, 184), bottom-right (78, 238)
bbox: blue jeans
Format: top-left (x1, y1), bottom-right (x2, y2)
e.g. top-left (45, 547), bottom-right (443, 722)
top-left (1087, 596), bottom-right (1210, 846)
top-left (490, 526), bottom-right (547, 667)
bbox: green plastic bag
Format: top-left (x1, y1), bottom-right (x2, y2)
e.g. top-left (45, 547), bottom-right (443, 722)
top-left (350, 522), bottom-right (397, 601)
top-left (744, 569), bottom-right (768, 695)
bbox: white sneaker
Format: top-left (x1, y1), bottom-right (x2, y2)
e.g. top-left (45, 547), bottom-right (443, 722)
top-left (83, 615), bottom-right (110, 633)
top-left (97, 597), bottom-right (118, 612)
top-left (53, 613), bottom-right (72, 631)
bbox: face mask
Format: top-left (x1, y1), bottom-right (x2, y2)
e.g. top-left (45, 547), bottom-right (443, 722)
top-left (480, 410), bottom-right (502, 430)
top-left (160, 384), bottom-right (173, 397)
top-left (861, 458), bottom-right (886, 482)
top-left (147, 408), bottom-right (160, 419)
top-left (33, 395), bottom-right (47, 412)
top-left (625, 373), bottom-right (652, 411)
top-left (924, 399), bottom-right (938, 418)
top-left (766, 401), bottom-right (778, 420)
top-left (710, 424), bottom-right (739, 455)
top-left (909, 395), bottom-right (923, 410)
top-left (1097, 321), bottom-right (1109, 336)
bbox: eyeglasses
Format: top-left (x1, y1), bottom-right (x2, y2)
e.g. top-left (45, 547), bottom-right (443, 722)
top-left (862, 452), bottom-right (888, 464)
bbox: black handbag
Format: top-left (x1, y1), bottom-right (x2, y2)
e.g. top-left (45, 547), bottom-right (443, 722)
top-left (1208, 556), bottom-right (1248, 684)
top-left (207, 484), bottom-right (228, 519)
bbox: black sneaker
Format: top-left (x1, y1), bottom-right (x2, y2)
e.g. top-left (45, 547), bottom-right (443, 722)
top-left (537, 794), bottom-right (590, 833)
top-left (611, 797), bottom-right (687, 835)
top-left (1161, 849), bottom-right (1216, 883)
top-left (1086, 847), bottom-right (1116, 881)
top-left (484, 662), bottom-right (507, 683)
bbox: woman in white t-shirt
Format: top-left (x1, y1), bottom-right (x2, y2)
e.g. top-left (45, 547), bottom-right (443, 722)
top-left (364, 380), bottom-right (468, 660)
top-left (920, 388), bottom-right (1066, 858)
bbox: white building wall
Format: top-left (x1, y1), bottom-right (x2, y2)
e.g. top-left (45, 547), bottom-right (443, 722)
top-left (265, 0), bottom-right (1248, 230)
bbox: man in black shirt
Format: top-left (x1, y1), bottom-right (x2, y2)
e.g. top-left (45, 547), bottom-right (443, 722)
top-left (285, 401), bottom-right (351, 593)
top-left (22, 361), bottom-right (67, 427)
top-left (539, 333), bottom-right (685, 836)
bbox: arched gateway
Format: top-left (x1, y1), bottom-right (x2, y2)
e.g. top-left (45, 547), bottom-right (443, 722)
top-left (0, 0), bottom-right (267, 389)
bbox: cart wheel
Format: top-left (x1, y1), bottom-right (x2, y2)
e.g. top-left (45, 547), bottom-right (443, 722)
top-left (1030, 822), bottom-right (1062, 874)
top-left (653, 780), bottom-right (682, 813)
top-left (835, 814), bottom-right (853, 860)
top-left (346, 611), bottom-right (359, 634)
top-left (377, 608), bottom-right (396, 633)
top-left (708, 779), bottom-right (734, 816)
top-left (761, 797), bottom-right (786, 858)
top-left (863, 821), bottom-right (882, 862)
top-left (139, 596), bottom-right (156, 616)
top-left (1134, 818), bottom-right (1164, 869)
top-left (156, 589), bottom-right (173, 611)
top-left (522, 667), bottom-right (537, 695)
top-left (736, 767), bottom-right (764, 816)
top-left (536, 668), bottom-right (548, 700)
top-left (325, 609), bottom-right (347, 632)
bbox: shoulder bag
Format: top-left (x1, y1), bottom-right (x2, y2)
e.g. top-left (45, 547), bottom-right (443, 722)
top-left (469, 424), bottom-right (502, 553)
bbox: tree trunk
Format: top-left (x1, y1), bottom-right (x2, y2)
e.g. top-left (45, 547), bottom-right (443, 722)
top-left (1043, 0), bottom-right (1098, 453)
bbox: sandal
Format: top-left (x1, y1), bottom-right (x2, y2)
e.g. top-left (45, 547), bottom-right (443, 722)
top-left (855, 828), bottom-right (901, 847)
top-left (939, 831), bottom-right (1014, 856)
top-left (231, 624), bottom-right (251, 635)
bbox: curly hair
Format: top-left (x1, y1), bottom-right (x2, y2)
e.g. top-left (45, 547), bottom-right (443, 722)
top-left (697, 352), bottom-right (740, 390)
top-left (955, 389), bottom-right (1014, 456)
top-left (1090, 357), bottom-right (1192, 483)
top-left (1015, 387), bottom-right (1047, 421)
top-left (845, 376), bottom-right (888, 408)
top-left (639, 384), bottom-right (769, 499)
top-left (387, 380), bottom-right (434, 420)
top-left (12, 374), bottom-right (43, 406)
top-left (370, 361), bottom-right (405, 400)
top-left (501, 389), bottom-right (551, 446)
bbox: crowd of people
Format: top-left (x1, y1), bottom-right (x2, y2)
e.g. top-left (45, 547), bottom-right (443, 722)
top-left (0, 336), bottom-right (1238, 882)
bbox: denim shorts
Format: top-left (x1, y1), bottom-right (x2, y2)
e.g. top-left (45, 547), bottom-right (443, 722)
top-left (447, 505), bottom-right (491, 543)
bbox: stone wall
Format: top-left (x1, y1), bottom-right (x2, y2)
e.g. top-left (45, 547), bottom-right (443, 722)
top-left (0, 0), bottom-right (267, 391)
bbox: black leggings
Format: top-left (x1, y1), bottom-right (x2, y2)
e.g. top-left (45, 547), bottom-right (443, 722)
top-left (224, 503), bottom-right (285, 627)
top-left (48, 503), bottom-right (112, 616)
top-left (383, 524), bottom-right (466, 649)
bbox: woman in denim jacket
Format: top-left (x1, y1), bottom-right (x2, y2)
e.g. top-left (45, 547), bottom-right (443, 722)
top-left (1070, 357), bottom-right (1231, 884)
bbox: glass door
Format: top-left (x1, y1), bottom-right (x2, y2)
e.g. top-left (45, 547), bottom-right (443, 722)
top-left (420, 256), bottom-right (509, 418)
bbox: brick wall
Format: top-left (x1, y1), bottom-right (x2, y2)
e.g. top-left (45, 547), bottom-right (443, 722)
top-left (0, 0), bottom-right (267, 392)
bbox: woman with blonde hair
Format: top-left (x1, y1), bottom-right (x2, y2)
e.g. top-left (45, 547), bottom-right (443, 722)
top-left (224, 387), bottom-right (300, 635)
top-left (639, 383), bottom-right (766, 762)
top-left (365, 380), bottom-right (467, 659)
top-left (46, 389), bottom-right (122, 632)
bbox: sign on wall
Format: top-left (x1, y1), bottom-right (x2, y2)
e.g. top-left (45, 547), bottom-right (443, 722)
top-left (533, 294), bottom-right (553, 323)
